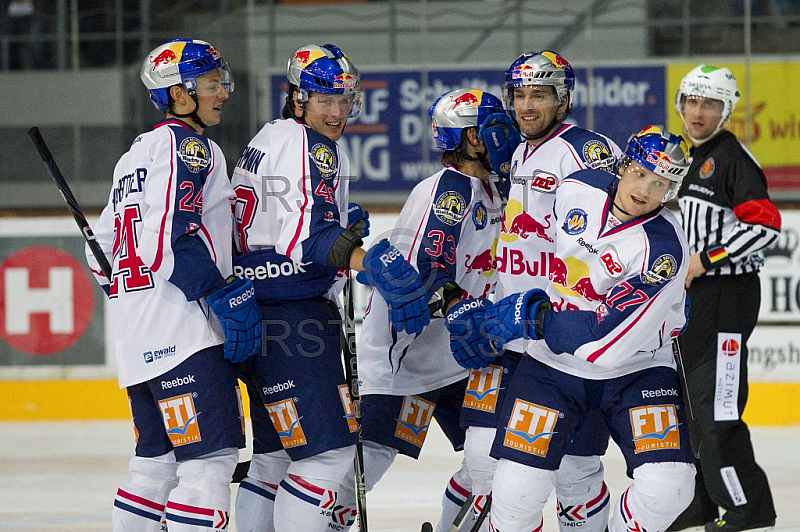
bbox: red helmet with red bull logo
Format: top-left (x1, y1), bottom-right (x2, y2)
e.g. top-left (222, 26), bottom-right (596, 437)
top-left (623, 125), bottom-right (690, 202)
top-left (287, 44), bottom-right (362, 118)
top-left (503, 50), bottom-right (575, 115)
top-left (429, 89), bottom-right (505, 151)
top-left (140, 39), bottom-right (233, 112)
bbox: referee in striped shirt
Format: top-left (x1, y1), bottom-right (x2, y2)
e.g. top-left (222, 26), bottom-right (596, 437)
top-left (668, 65), bottom-right (781, 532)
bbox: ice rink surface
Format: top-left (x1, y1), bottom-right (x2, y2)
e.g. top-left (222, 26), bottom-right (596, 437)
top-left (0, 420), bottom-right (798, 531)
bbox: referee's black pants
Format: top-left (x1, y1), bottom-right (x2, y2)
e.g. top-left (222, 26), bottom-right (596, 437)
top-left (669, 273), bottom-right (776, 530)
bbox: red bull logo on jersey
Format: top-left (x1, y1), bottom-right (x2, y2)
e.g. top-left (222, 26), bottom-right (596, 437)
top-left (503, 399), bottom-right (559, 457)
top-left (464, 248), bottom-right (495, 275)
top-left (394, 396), bottom-right (436, 448)
top-left (266, 398), bottom-right (307, 448)
top-left (506, 212), bottom-right (553, 242)
top-left (450, 90), bottom-right (481, 109)
top-left (159, 393), bottom-right (201, 447)
top-left (550, 256), bottom-right (606, 302)
top-left (463, 366), bottom-right (503, 413)
top-left (338, 384), bottom-right (359, 433)
top-left (630, 404), bottom-right (681, 453)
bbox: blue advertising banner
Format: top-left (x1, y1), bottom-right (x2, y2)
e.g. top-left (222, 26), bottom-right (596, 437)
top-left (270, 65), bottom-right (665, 194)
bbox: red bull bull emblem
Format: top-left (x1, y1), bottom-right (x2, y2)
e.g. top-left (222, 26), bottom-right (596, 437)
top-left (450, 91), bottom-right (480, 108)
top-left (542, 51), bottom-right (570, 69)
top-left (511, 64), bottom-right (535, 80)
top-left (550, 256), bottom-right (606, 303)
top-left (293, 50), bottom-right (312, 65)
top-left (464, 249), bottom-right (495, 275)
top-left (506, 212), bottom-right (553, 243)
top-left (149, 48), bottom-right (178, 71)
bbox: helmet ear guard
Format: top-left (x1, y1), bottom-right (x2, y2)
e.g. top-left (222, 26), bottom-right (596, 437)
top-left (623, 125), bottom-right (690, 203)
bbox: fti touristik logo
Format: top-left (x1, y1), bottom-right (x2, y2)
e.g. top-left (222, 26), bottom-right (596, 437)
top-left (629, 404), bottom-right (681, 453)
top-left (503, 399), bottom-right (559, 457)
top-left (338, 384), bottom-right (359, 433)
top-left (394, 396), bottom-right (435, 448)
top-left (158, 393), bottom-right (201, 447)
top-left (266, 398), bottom-right (307, 448)
top-left (463, 366), bottom-right (503, 413)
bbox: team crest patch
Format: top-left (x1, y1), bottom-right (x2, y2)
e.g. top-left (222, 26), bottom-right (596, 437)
top-left (510, 160), bottom-right (518, 178)
top-left (310, 143), bottom-right (338, 179)
top-left (159, 393), bottom-right (201, 447)
top-left (562, 208), bottom-right (588, 235)
top-left (642, 254), bottom-right (677, 285)
top-left (463, 366), bottom-right (503, 413)
top-left (630, 403), bottom-right (681, 453)
top-left (582, 140), bottom-right (614, 171)
top-left (266, 398), bottom-right (307, 448)
top-left (178, 137), bottom-right (210, 173)
top-left (700, 157), bottom-right (715, 179)
top-left (394, 396), bottom-right (435, 448)
top-left (473, 201), bottom-right (488, 230)
top-left (434, 191), bottom-right (467, 226)
top-left (503, 399), bottom-right (559, 457)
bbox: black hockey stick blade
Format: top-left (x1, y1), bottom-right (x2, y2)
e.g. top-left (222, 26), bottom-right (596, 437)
top-left (27, 126), bottom-right (112, 280)
top-left (232, 460), bottom-right (250, 484)
top-left (421, 522), bottom-right (434, 532)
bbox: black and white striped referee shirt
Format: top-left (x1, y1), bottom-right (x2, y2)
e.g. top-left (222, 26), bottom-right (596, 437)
top-left (677, 130), bottom-right (781, 277)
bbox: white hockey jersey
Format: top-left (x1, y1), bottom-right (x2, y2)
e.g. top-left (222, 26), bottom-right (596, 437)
top-left (358, 167), bottom-right (503, 395)
top-left (231, 118), bottom-right (350, 303)
top-left (494, 123), bottom-right (622, 354)
top-left (526, 168), bottom-right (689, 380)
top-left (87, 120), bottom-right (234, 388)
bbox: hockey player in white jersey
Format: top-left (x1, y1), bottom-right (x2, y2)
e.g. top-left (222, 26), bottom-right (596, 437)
top-left (473, 126), bottom-right (697, 532)
top-left (230, 44), bottom-right (430, 532)
top-left (331, 88), bottom-right (506, 532)
top-left (87, 39), bottom-right (262, 531)
top-left (448, 51), bottom-right (622, 530)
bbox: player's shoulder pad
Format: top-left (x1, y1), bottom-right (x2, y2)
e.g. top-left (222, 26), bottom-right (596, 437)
top-left (560, 126), bottom-right (618, 172)
top-left (563, 167), bottom-right (617, 194)
top-left (640, 214), bottom-right (686, 286)
top-left (429, 168), bottom-right (474, 227)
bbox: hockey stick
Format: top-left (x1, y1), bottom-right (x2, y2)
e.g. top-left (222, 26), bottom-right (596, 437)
top-left (672, 338), bottom-right (701, 459)
top-left (27, 126), bottom-right (112, 280)
top-left (344, 275), bottom-right (369, 532)
top-left (420, 493), bottom-right (475, 532)
top-left (468, 494), bottom-right (491, 532)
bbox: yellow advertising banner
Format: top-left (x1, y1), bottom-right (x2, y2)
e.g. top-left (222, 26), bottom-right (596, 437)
top-left (667, 62), bottom-right (800, 189)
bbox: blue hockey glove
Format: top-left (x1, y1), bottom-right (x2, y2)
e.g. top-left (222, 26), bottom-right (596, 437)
top-left (445, 298), bottom-right (499, 369)
top-left (347, 203), bottom-right (370, 238)
top-left (206, 277), bottom-right (262, 363)
top-left (483, 289), bottom-right (552, 350)
top-left (356, 239), bottom-right (430, 335)
top-left (478, 113), bottom-right (522, 178)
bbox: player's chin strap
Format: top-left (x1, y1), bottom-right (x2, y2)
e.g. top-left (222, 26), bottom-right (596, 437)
top-left (171, 93), bottom-right (208, 130)
top-left (458, 147), bottom-right (494, 173)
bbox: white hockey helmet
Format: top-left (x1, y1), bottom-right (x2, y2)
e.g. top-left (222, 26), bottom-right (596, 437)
top-left (675, 64), bottom-right (740, 142)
